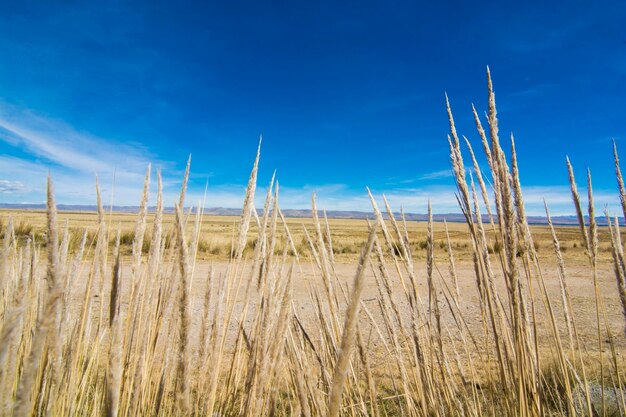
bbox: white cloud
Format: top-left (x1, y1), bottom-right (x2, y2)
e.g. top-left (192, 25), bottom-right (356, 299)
top-left (418, 169), bottom-right (453, 180)
top-left (0, 110), bottom-right (159, 182)
top-left (0, 179), bottom-right (27, 193)
top-left (0, 105), bottom-right (184, 206)
top-left (0, 105), bottom-right (621, 218)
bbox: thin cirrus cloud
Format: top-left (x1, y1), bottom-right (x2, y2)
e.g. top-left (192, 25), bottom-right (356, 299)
top-left (418, 169), bottom-right (453, 181)
top-left (0, 179), bottom-right (27, 194)
top-left (0, 105), bottom-right (622, 216)
top-left (0, 108), bottom-right (155, 179)
top-left (0, 105), bottom-right (178, 205)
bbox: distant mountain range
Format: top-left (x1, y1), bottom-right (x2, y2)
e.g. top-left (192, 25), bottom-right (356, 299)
top-left (1, 203), bottom-right (622, 226)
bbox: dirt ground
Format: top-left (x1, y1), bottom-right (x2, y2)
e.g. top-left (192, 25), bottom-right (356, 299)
top-left (7, 209), bottom-right (626, 367)
top-left (154, 255), bottom-right (626, 369)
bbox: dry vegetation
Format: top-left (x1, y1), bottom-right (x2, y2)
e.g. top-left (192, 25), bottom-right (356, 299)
top-left (0, 211), bottom-right (615, 262)
top-left (1, 70), bottom-right (626, 416)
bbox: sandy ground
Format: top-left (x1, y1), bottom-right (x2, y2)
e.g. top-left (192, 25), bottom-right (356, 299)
top-left (172, 256), bottom-right (626, 356)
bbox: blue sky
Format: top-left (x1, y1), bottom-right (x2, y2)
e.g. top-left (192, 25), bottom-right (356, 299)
top-left (0, 1), bottom-right (625, 215)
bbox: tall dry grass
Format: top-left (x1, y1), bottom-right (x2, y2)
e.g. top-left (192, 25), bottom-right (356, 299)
top-left (0, 69), bottom-right (625, 417)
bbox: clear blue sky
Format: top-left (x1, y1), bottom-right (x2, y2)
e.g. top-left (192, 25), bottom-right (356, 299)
top-left (1, 1), bottom-right (625, 215)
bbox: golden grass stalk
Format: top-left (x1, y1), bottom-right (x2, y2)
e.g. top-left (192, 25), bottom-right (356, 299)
top-left (327, 220), bottom-right (378, 417)
top-left (566, 157), bottom-right (590, 250)
top-left (179, 155), bottom-right (192, 210)
top-left (426, 201), bottom-right (435, 317)
top-left (13, 175), bottom-right (60, 417)
top-left (105, 229), bottom-right (122, 417)
top-left (132, 164), bottom-right (151, 278)
top-left (235, 138), bottom-right (261, 261)
top-left (174, 203), bottom-right (192, 414)
top-left (614, 140), bottom-right (626, 220)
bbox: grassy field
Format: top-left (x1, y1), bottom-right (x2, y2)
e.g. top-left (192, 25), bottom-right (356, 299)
top-left (1, 73), bottom-right (626, 417)
top-left (0, 209), bottom-right (616, 262)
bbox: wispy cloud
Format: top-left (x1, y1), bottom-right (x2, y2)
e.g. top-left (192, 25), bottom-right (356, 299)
top-left (418, 169), bottom-right (453, 180)
top-left (506, 83), bottom-right (554, 99)
top-left (0, 105), bottom-right (621, 217)
top-left (0, 104), bottom-right (186, 206)
top-left (0, 108), bottom-right (160, 180)
top-left (0, 179), bottom-right (27, 194)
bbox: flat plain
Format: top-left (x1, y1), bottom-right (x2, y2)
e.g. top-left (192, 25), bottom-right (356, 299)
top-left (2, 208), bottom-right (624, 351)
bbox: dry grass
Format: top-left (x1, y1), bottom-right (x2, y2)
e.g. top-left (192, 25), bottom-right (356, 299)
top-left (0, 210), bottom-right (618, 264)
top-left (1, 70), bottom-right (626, 417)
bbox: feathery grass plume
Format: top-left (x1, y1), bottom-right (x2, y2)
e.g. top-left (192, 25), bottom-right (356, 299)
top-left (0, 217), bottom-right (14, 286)
top-left (426, 200), bottom-right (435, 317)
top-left (587, 170), bottom-right (598, 263)
top-left (197, 266), bottom-right (213, 372)
top-left (587, 168), bottom-right (608, 416)
top-left (567, 159), bottom-right (602, 416)
top-left (254, 171), bottom-right (275, 286)
top-left (445, 93), bottom-right (465, 176)
top-left (109, 229), bottom-right (122, 328)
top-left (105, 229), bottom-right (122, 417)
top-left (117, 169), bottom-right (163, 416)
top-left (265, 182), bottom-right (279, 276)
top-left (614, 140), bottom-right (626, 221)
top-left (44, 174), bottom-right (61, 389)
top-left (323, 209), bottom-right (335, 263)
top-left (121, 169), bottom-right (153, 403)
top-left (510, 133), bottom-right (545, 365)
top-left (486, 67), bottom-right (503, 160)
top-left (179, 155), bottom-right (191, 210)
top-left (235, 138), bottom-right (261, 260)
top-left (174, 203), bottom-right (191, 413)
top-left (509, 134), bottom-right (530, 236)
top-left (448, 136), bottom-right (474, 227)
top-left (469, 170), bottom-right (510, 371)
top-left (512, 135), bottom-right (576, 415)
top-left (188, 199), bottom-right (204, 296)
top-left (190, 181), bottom-right (208, 280)
top-left (471, 103), bottom-right (494, 170)
top-left (484, 68), bottom-right (508, 236)
top-left (462, 80), bottom-right (527, 410)
top-left (566, 157), bottom-right (590, 250)
top-left (13, 175), bottom-right (60, 417)
top-left (132, 164), bottom-right (151, 277)
top-left (148, 170), bottom-right (164, 277)
top-left (94, 175), bottom-right (109, 331)
top-left (191, 200), bottom-right (203, 256)
top-left (463, 136), bottom-right (495, 225)
top-left (607, 212), bottom-right (626, 336)
top-left (327, 219), bottom-right (378, 417)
